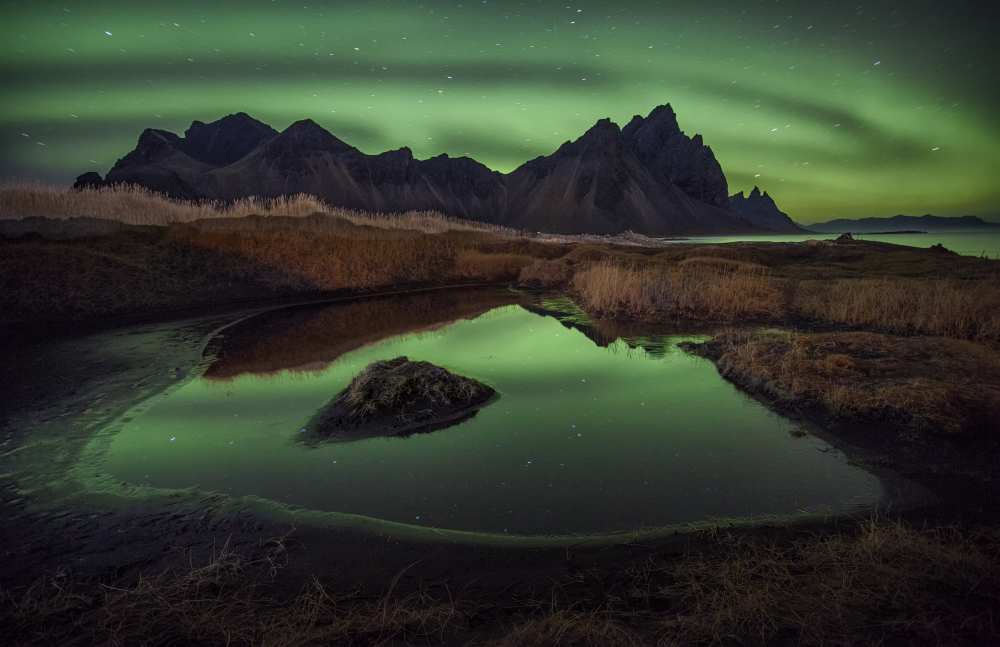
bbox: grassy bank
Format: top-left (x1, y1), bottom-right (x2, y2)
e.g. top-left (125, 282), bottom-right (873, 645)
top-left (684, 330), bottom-right (1000, 439)
top-left (0, 210), bottom-right (557, 323)
top-left (3, 519), bottom-right (998, 646)
top-left (570, 258), bottom-right (1000, 342)
top-left (4, 184), bottom-right (999, 337)
top-left (571, 258), bottom-right (783, 321)
top-left (0, 181), bottom-right (516, 234)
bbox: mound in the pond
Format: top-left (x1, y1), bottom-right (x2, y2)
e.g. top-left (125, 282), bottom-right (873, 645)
top-left (309, 356), bottom-right (496, 440)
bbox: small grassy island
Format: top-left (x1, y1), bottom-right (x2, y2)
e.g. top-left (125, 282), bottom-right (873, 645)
top-left (307, 356), bottom-right (496, 441)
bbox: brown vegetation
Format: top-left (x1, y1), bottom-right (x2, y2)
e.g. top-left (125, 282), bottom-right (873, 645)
top-left (3, 520), bottom-right (998, 646)
top-left (569, 257), bottom-right (1000, 343)
top-left (0, 181), bottom-right (517, 235)
top-left (0, 211), bottom-right (562, 323)
top-left (571, 258), bottom-right (784, 321)
top-left (4, 183), bottom-right (1000, 343)
top-left (687, 329), bottom-right (1000, 437)
top-left (517, 257), bottom-right (576, 288)
top-left (794, 278), bottom-right (1000, 341)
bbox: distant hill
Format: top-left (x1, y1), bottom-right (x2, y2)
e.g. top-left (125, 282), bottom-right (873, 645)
top-left (810, 214), bottom-right (1000, 233)
top-left (728, 186), bottom-right (807, 233)
top-left (72, 105), bottom-right (791, 236)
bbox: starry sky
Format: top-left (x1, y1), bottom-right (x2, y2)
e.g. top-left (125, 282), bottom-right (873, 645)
top-left (1, 0), bottom-right (997, 222)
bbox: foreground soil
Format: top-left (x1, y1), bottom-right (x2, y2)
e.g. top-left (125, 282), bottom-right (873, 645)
top-left (4, 518), bottom-right (998, 646)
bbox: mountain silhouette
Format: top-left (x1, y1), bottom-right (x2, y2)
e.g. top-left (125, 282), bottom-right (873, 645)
top-left (74, 105), bottom-right (799, 235)
top-left (729, 186), bottom-right (805, 233)
top-left (809, 214), bottom-right (1000, 233)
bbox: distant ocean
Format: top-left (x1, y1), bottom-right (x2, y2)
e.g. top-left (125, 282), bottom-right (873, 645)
top-left (677, 231), bottom-right (1000, 259)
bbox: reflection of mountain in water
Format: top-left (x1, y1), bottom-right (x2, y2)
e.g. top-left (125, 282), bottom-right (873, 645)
top-left (523, 296), bottom-right (710, 359)
top-left (206, 288), bottom-right (712, 380)
top-left (205, 288), bottom-right (525, 380)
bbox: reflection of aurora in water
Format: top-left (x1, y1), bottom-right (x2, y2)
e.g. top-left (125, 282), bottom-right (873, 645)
top-left (104, 300), bottom-right (882, 535)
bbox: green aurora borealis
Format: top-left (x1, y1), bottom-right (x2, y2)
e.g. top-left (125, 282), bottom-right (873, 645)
top-left (1, 0), bottom-right (997, 222)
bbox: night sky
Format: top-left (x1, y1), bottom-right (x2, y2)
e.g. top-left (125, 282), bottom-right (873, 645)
top-left (1, 0), bottom-right (997, 222)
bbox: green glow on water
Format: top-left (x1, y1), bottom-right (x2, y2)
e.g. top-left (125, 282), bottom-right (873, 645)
top-left (105, 304), bottom-right (881, 535)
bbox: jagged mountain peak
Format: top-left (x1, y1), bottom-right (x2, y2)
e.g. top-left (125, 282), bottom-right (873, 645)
top-left (622, 103), bottom-right (684, 144)
top-left (183, 112), bottom-right (278, 166)
top-left (123, 129), bottom-right (189, 165)
top-left (266, 119), bottom-right (356, 155)
top-left (186, 111), bottom-right (266, 132)
top-left (136, 128), bottom-right (182, 148)
top-left (282, 118), bottom-right (332, 136)
top-left (621, 104), bottom-right (728, 207)
top-left (729, 186), bottom-right (803, 232)
top-left (575, 118), bottom-right (623, 147)
top-left (742, 186), bottom-right (777, 204)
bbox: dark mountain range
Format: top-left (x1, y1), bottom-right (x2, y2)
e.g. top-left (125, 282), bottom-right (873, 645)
top-left (502, 116), bottom-right (748, 234)
top-left (74, 105), bottom-right (800, 235)
top-left (810, 214), bottom-right (1000, 233)
top-left (728, 186), bottom-right (805, 233)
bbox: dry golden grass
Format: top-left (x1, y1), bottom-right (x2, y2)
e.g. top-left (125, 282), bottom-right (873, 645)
top-left (569, 257), bottom-right (1000, 344)
top-left (0, 181), bottom-right (519, 235)
top-left (690, 329), bottom-right (1000, 436)
top-left (167, 225), bottom-right (457, 291)
top-left (657, 519), bottom-right (1000, 646)
top-left (0, 206), bottom-right (561, 322)
top-left (517, 258), bottom-right (575, 288)
top-left (453, 249), bottom-right (536, 282)
top-left (0, 181), bottom-right (321, 225)
top-left (4, 182), bottom-right (1000, 347)
top-left (571, 258), bottom-right (784, 321)
top-left (795, 278), bottom-right (1000, 341)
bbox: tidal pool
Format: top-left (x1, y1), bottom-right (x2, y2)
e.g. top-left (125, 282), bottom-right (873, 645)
top-left (103, 292), bottom-right (883, 536)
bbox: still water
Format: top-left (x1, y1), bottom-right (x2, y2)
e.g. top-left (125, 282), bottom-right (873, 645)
top-left (103, 292), bottom-right (882, 536)
top-left (679, 231), bottom-right (1000, 258)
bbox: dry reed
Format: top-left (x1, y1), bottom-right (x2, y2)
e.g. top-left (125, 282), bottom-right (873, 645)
top-left (0, 181), bottom-right (519, 235)
top-left (794, 278), bottom-right (1000, 341)
top-left (571, 258), bottom-right (784, 321)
